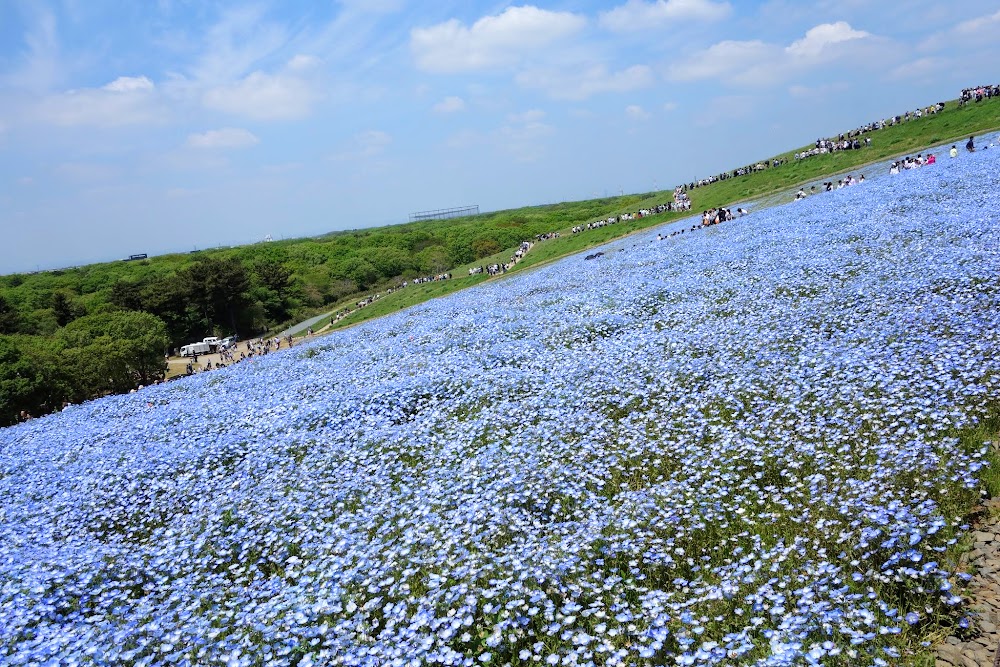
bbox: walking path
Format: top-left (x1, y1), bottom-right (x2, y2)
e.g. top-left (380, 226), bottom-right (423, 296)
top-left (276, 311), bottom-right (331, 338)
top-left (937, 494), bottom-right (1000, 666)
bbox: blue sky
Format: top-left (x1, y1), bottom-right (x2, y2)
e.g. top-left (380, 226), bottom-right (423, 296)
top-left (1, 0), bottom-right (998, 274)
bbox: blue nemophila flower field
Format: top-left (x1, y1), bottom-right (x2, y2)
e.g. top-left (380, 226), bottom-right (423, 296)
top-left (2, 150), bottom-right (1000, 666)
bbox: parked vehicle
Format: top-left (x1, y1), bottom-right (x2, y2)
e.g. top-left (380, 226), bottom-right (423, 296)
top-left (179, 341), bottom-right (212, 357)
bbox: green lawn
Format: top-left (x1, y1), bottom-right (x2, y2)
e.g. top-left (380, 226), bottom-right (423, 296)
top-left (309, 98), bottom-right (1000, 337)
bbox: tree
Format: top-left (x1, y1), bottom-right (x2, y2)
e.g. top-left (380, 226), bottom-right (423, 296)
top-left (471, 237), bottom-right (502, 259)
top-left (0, 295), bottom-right (19, 334)
top-left (108, 280), bottom-right (146, 311)
top-left (0, 336), bottom-right (43, 425)
top-left (0, 335), bottom-right (69, 425)
top-left (415, 246), bottom-right (449, 274)
top-left (361, 246), bottom-right (412, 279)
top-left (57, 311), bottom-right (169, 396)
top-left (52, 291), bottom-right (82, 327)
top-left (252, 259), bottom-right (296, 323)
top-left (446, 236), bottom-right (475, 267)
top-left (141, 275), bottom-right (205, 347)
top-left (253, 259), bottom-right (293, 295)
top-left (180, 257), bottom-right (251, 336)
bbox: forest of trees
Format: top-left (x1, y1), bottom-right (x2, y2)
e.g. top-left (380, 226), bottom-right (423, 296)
top-left (0, 195), bottom-right (644, 425)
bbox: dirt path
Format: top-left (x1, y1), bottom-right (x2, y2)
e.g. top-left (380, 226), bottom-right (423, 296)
top-left (164, 334), bottom-right (329, 379)
top-left (937, 495), bottom-right (1000, 666)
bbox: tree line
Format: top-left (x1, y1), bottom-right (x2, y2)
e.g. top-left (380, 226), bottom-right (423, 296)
top-left (0, 198), bottom-right (635, 425)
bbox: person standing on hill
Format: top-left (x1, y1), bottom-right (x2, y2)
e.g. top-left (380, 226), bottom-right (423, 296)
top-left (966, 136), bottom-right (975, 152)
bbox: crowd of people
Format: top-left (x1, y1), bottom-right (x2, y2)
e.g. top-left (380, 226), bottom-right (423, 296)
top-left (486, 240), bottom-right (534, 276)
top-left (182, 335), bottom-right (294, 375)
top-left (680, 158), bottom-right (787, 191)
top-left (794, 102), bottom-right (946, 162)
top-left (572, 192), bottom-right (692, 236)
top-left (960, 85), bottom-right (998, 104)
top-left (409, 273), bottom-right (453, 286)
top-left (789, 174), bottom-right (867, 201)
top-left (889, 154), bottom-right (936, 174)
top-left (795, 137), bottom-right (870, 160)
top-left (654, 205), bottom-right (746, 241)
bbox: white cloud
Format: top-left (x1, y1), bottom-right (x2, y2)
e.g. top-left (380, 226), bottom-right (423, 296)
top-left (626, 105), bottom-right (651, 120)
top-left (508, 109), bottom-right (546, 125)
top-left (667, 22), bottom-right (874, 85)
top-left (516, 64), bottom-right (654, 100)
top-left (186, 127), bottom-right (259, 149)
top-left (497, 109), bottom-right (553, 162)
top-left (663, 101), bottom-right (678, 111)
top-left (788, 81), bottom-right (849, 98)
top-left (166, 187), bottom-right (205, 199)
top-left (55, 162), bottom-right (119, 182)
top-left (433, 96), bottom-right (466, 113)
top-left (599, 0), bottom-right (731, 32)
top-left (888, 57), bottom-right (947, 81)
top-left (103, 76), bottom-right (155, 93)
top-left (920, 9), bottom-right (1000, 51)
top-left (410, 6), bottom-right (586, 73)
top-left (445, 128), bottom-right (483, 150)
top-left (36, 75), bottom-right (164, 127)
top-left (287, 54), bottom-right (322, 71)
top-left (189, 6), bottom-right (290, 86)
top-left (693, 94), bottom-right (756, 127)
top-left (953, 9), bottom-right (1000, 36)
top-left (203, 63), bottom-right (319, 121)
top-left (4, 6), bottom-right (60, 92)
top-left (336, 0), bottom-right (405, 15)
top-left (332, 129), bottom-right (392, 160)
top-left (667, 40), bottom-right (775, 82)
top-left (357, 130), bottom-right (391, 156)
top-left (785, 22), bottom-right (870, 61)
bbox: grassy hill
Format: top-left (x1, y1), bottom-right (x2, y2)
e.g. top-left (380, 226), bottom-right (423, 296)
top-left (310, 98), bottom-right (1000, 334)
top-left (1, 95), bottom-right (998, 422)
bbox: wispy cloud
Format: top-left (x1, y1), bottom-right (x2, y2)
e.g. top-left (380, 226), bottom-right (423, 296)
top-left (887, 57), bottom-right (947, 81)
top-left (599, 0), bottom-right (731, 32)
top-left (667, 22), bottom-right (875, 85)
top-left (788, 81), bottom-right (849, 98)
top-left (496, 109), bottom-right (553, 162)
top-left (953, 8), bottom-right (1000, 36)
top-left (516, 64), bottom-right (654, 100)
top-left (920, 8), bottom-right (1000, 51)
top-left (4, 5), bottom-right (61, 92)
top-left (331, 129), bottom-right (392, 161)
top-left (785, 22), bottom-right (871, 60)
top-left (185, 127), bottom-right (259, 149)
top-left (187, 5), bottom-right (291, 86)
top-left (626, 105), bottom-right (651, 120)
top-left (433, 96), bottom-right (466, 113)
top-left (411, 6), bottom-right (586, 73)
top-left (36, 75), bottom-right (165, 127)
top-left (202, 56), bottom-right (322, 121)
top-left (692, 94), bottom-right (756, 127)
top-left (103, 76), bottom-right (155, 93)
